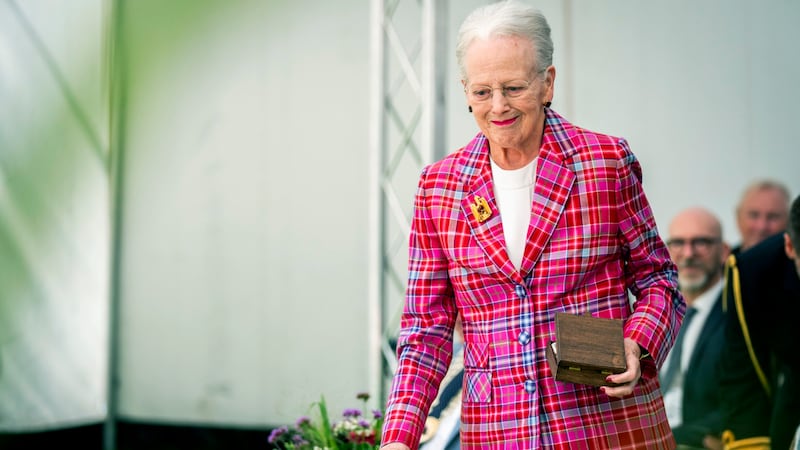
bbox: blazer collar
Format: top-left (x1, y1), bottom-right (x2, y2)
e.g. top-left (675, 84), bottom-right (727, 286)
top-left (458, 110), bottom-right (576, 283)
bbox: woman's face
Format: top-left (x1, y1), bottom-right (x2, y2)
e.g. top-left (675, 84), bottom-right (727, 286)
top-left (462, 35), bottom-right (554, 153)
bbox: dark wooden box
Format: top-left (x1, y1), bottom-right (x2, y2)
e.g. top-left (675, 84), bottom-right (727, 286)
top-left (546, 312), bottom-right (627, 387)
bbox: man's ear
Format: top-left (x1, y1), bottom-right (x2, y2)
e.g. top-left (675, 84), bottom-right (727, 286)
top-left (719, 241), bottom-right (731, 267)
top-left (784, 232), bottom-right (797, 260)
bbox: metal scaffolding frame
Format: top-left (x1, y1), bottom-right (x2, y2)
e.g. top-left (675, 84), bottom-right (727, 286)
top-left (368, 0), bottom-right (449, 404)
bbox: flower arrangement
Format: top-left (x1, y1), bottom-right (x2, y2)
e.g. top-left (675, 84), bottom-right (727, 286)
top-left (268, 392), bottom-right (384, 450)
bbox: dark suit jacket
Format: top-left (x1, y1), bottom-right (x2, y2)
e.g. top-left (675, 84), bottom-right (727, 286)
top-left (671, 292), bottom-right (727, 447)
top-left (719, 233), bottom-right (800, 450)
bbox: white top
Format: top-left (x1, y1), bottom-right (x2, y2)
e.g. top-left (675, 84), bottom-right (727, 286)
top-left (663, 279), bottom-right (723, 428)
top-left (490, 157), bottom-right (537, 270)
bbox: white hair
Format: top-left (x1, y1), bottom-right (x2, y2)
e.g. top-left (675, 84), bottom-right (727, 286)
top-left (455, 0), bottom-right (554, 82)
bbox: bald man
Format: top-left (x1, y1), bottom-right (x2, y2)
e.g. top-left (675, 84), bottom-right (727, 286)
top-left (662, 207), bottom-right (731, 449)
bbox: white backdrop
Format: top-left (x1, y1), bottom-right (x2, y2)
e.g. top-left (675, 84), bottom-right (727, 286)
top-left (1, 0), bottom-right (798, 432)
top-left (0, 0), bottom-right (109, 431)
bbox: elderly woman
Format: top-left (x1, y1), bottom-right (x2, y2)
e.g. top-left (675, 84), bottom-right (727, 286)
top-left (380, 1), bottom-right (684, 449)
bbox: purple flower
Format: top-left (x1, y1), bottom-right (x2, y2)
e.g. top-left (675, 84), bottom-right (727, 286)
top-left (270, 392), bottom-right (385, 449)
top-left (342, 408), bottom-right (362, 418)
top-left (267, 425), bottom-right (289, 444)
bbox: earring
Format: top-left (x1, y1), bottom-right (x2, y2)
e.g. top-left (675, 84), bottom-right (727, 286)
top-left (544, 101), bottom-right (552, 108)
top-left (468, 106), bottom-right (473, 113)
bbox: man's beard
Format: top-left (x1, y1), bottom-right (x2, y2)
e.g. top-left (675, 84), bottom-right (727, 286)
top-left (677, 262), bottom-right (713, 294)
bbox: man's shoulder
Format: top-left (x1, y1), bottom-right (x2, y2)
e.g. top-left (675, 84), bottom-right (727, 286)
top-left (736, 233), bottom-right (787, 277)
top-left (729, 232), bottom-right (797, 315)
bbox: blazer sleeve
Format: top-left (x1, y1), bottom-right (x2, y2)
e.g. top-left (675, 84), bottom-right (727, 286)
top-left (612, 139), bottom-right (684, 373)
top-left (381, 166), bottom-right (458, 448)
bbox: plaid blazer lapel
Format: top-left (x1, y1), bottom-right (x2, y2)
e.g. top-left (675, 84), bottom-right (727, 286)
top-left (459, 142), bottom-right (521, 284)
top-left (519, 117), bottom-right (576, 275)
top-left (521, 154), bottom-right (574, 273)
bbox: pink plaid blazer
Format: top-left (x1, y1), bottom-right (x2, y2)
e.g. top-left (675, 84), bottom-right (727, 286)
top-left (382, 110), bottom-right (684, 449)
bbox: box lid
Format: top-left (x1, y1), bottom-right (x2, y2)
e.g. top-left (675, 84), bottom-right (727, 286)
top-left (554, 312), bottom-right (626, 373)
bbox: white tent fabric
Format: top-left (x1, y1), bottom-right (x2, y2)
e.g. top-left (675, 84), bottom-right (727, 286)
top-left (0, 0), bottom-right (109, 431)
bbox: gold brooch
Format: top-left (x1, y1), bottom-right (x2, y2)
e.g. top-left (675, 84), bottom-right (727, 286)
top-left (470, 195), bottom-right (492, 222)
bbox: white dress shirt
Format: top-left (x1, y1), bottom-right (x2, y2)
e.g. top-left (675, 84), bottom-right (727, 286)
top-left (662, 279), bottom-right (722, 428)
top-left (490, 157), bottom-right (537, 271)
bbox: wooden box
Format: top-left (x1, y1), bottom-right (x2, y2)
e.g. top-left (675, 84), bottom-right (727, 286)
top-left (546, 312), bottom-right (627, 387)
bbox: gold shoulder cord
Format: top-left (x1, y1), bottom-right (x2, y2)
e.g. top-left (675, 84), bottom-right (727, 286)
top-left (723, 254), bottom-right (772, 397)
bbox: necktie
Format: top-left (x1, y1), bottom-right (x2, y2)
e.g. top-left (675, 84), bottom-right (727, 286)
top-left (660, 307), bottom-right (697, 390)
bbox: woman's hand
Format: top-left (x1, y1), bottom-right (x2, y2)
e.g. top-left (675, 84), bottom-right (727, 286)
top-left (601, 338), bottom-right (642, 398)
top-left (702, 434), bottom-right (723, 450)
top-left (381, 444), bottom-right (411, 450)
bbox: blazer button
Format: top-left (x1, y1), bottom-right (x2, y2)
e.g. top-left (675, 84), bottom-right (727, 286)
top-left (514, 285), bottom-right (527, 299)
top-left (518, 330), bottom-right (531, 345)
top-left (524, 379), bottom-right (536, 393)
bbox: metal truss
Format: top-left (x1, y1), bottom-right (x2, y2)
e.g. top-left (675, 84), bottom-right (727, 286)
top-left (368, 0), bottom-right (449, 405)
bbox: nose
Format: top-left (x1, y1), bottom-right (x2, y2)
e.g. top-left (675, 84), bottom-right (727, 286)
top-left (758, 215), bottom-right (776, 230)
top-left (490, 88), bottom-right (510, 113)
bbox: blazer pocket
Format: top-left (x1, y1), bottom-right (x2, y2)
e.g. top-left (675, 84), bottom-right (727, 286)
top-left (463, 342), bottom-right (491, 403)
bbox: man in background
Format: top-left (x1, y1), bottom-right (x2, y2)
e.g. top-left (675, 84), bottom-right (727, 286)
top-left (718, 194), bottom-right (800, 450)
top-left (662, 208), bottom-right (729, 448)
top-left (733, 179), bottom-right (790, 254)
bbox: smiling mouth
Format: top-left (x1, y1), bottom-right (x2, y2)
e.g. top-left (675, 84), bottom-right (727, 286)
top-left (492, 117), bottom-right (517, 126)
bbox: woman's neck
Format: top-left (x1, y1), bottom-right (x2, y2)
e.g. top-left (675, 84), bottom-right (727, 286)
top-left (489, 144), bottom-right (540, 170)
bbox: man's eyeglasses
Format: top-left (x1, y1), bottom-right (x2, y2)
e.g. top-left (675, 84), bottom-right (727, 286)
top-left (466, 80), bottom-right (533, 102)
top-left (666, 237), bottom-right (721, 252)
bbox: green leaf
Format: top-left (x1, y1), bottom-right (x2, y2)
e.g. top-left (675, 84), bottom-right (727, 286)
top-left (317, 395), bottom-right (339, 450)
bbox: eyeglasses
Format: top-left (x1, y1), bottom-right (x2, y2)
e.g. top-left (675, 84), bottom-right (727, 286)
top-left (466, 79), bottom-right (533, 103)
top-left (666, 237), bottom-right (721, 252)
